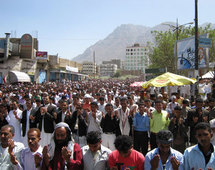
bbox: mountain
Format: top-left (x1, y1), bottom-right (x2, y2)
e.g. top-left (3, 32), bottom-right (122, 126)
top-left (72, 22), bottom-right (214, 64)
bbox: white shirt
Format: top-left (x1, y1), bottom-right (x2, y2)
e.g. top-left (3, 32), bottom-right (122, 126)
top-left (98, 103), bottom-right (106, 113)
top-left (61, 111), bottom-right (67, 121)
top-left (21, 109), bottom-right (31, 147)
top-left (6, 109), bottom-right (22, 142)
top-left (87, 110), bottom-right (102, 133)
top-left (15, 145), bottom-right (43, 170)
top-left (82, 145), bottom-right (111, 170)
top-left (117, 107), bottom-right (130, 135)
top-left (0, 142), bottom-right (24, 170)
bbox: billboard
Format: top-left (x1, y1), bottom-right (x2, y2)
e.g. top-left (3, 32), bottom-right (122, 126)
top-left (36, 51), bottom-right (48, 60)
top-left (176, 35), bottom-right (209, 70)
top-left (20, 34), bottom-right (33, 58)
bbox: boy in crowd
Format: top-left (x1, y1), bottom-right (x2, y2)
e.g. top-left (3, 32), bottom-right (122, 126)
top-left (184, 122), bottom-right (215, 169)
top-left (108, 135), bottom-right (145, 170)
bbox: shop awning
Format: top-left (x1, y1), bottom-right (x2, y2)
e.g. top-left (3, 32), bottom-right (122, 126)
top-left (8, 71), bottom-right (31, 83)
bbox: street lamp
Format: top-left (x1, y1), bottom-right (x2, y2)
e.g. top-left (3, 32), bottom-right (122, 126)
top-left (163, 19), bottom-right (193, 73)
top-left (163, 19), bottom-right (193, 41)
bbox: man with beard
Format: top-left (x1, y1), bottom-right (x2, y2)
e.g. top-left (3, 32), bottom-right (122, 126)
top-left (8, 128), bottom-right (43, 169)
top-left (42, 122), bottom-right (83, 170)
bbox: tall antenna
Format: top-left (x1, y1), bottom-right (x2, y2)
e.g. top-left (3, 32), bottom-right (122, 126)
top-left (36, 30), bottom-right (38, 39)
top-left (10, 30), bottom-right (13, 38)
top-left (93, 51), bottom-right (96, 78)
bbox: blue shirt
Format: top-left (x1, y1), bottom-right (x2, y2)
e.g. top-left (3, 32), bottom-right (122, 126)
top-left (184, 144), bottom-right (215, 170)
top-left (133, 112), bottom-right (150, 132)
top-left (144, 148), bottom-right (184, 170)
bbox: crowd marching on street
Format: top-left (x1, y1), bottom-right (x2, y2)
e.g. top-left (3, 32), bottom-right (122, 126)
top-left (0, 78), bottom-right (215, 170)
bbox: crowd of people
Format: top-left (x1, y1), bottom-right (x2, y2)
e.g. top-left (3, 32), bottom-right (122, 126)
top-left (0, 78), bottom-right (215, 169)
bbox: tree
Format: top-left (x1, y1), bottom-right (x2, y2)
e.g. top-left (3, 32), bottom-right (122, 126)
top-left (112, 69), bottom-right (121, 78)
top-left (148, 25), bottom-right (215, 73)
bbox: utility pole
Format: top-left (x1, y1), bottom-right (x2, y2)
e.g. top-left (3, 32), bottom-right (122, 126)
top-left (195, 0), bottom-right (199, 97)
top-left (195, 0), bottom-right (199, 75)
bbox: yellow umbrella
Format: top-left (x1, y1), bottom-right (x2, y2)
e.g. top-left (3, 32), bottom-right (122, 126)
top-left (142, 72), bottom-right (197, 88)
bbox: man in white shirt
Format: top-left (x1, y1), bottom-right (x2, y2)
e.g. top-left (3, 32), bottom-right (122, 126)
top-left (6, 101), bottom-right (22, 142)
top-left (98, 97), bottom-right (106, 113)
top-left (9, 128), bottom-right (43, 170)
top-left (82, 131), bottom-right (111, 170)
top-left (20, 100), bottom-right (37, 147)
top-left (87, 102), bottom-right (102, 133)
top-left (0, 125), bottom-right (24, 170)
top-left (115, 97), bottom-right (132, 136)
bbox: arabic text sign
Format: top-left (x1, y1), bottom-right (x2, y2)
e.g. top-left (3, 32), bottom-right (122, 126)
top-left (177, 37), bottom-right (206, 70)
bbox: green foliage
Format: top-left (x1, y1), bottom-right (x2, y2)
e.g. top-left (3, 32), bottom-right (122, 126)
top-left (148, 24), bottom-right (215, 72)
top-left (112, 70), bottom-right (121, 78)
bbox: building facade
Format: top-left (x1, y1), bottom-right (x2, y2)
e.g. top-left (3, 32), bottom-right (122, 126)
top-left (82, 61), bottom-right (97, 76)
top-left (0, 33), bottom-right (85, 84)
top-left (102, 59), bottom-right (121, 69)
top-left (100, 64), bottom-right (117, 77)
top-left (124, 43), bottom-right (149, 72)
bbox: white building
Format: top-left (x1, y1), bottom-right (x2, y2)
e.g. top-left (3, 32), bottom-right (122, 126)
top-left (100, 64), bottom-right (117, 77)
top-left (124, 43), bottom-right (149, 72)
top-left (82, 61), bottom-right (96, 75)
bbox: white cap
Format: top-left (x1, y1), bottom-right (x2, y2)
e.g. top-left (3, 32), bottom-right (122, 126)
top-left (210, 118), bottom-right (215, 128)
top-left (84, 94), bottom-right (92, 99)
top-left (158, 94), bottom-right (163, 98)
top-left (171, 95), bottom-right (176, 100)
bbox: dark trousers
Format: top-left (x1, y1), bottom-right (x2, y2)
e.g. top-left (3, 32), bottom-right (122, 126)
top-left (150, 132), bottom-right (157, 150)
top-left (134, 130), bottom-right (148, 156)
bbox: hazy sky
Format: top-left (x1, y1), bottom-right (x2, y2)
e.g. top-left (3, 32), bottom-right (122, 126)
top-left (1, 0), bottom-right (215, 60)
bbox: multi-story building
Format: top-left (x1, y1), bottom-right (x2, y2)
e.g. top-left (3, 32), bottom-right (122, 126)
top-left (100, 64), bottom-right (117, 77)
top-left (82, 61), bottom-right (97, 76)
top-left (102, 59), bottom-right (121, 69)
top-left (0, 33), bottom-right (85, 83)
top-left (124, 43), bottom-right (149, 72)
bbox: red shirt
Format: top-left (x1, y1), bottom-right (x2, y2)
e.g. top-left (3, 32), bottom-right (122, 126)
top-left (42, 143), bottom-right (83, 170)
top-left (108, 149), bottom-right (145, 170)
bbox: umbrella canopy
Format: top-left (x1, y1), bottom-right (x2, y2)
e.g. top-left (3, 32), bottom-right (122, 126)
top-left (130, 81), bottom-right (145, 87)
top-left (202, 71), bottom-right (214, 79)
top-left (142, 72), bottom-right (196, 88)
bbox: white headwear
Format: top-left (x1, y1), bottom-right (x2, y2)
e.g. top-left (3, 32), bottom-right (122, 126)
top-left (48, 122), bottom-right (74, 160)
top-left (210, 119), bottom-right (215, 128)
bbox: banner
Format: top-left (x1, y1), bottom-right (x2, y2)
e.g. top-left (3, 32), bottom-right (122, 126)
top-left (36, 51), bottom-right (48, 60)
top-left (176, 35), bottom-right (208, 70)
top-left (66, 65), bottom-right (78, 72)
